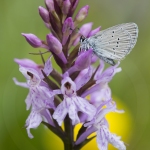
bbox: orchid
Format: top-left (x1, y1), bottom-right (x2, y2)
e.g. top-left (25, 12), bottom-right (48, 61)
top-left (13, 0), bottom-right (128, 149)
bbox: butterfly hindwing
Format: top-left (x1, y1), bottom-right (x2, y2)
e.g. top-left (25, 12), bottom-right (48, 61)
top-left (92, 23), bottom-right (138, 60)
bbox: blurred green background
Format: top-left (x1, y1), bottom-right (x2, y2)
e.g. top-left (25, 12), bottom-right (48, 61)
top-left (1, 0), bottom-right (150, 149)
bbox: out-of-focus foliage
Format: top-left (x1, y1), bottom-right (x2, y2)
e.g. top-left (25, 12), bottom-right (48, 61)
top-left (0, 0), bottom-right (150, 150)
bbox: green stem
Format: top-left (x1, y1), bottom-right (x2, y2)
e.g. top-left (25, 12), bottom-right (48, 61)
top-left (64, 115), bottom-right (74, 150)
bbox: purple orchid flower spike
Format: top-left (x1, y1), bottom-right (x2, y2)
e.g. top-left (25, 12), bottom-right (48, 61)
top-left (53, 72), bottom-right (96, 126)
top-left (14, 0), bottom-right (132, 148)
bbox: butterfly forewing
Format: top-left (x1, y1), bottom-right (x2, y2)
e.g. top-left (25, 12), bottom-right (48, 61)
top-left (92, 23), bottom-right (138, 60)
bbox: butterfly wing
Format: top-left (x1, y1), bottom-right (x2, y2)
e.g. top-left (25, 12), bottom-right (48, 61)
top-left (92, 23), bottom-right (138, 60)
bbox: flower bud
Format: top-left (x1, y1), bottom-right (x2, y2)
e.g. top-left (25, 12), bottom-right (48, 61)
top-left (22, 33), bottom-right (43, 48)
top-left (45, 0), bottom-right (55, 12)
top-left (38, 6), bottom-right (49, 23)
top-left (88, 26), bottom-right (101, 37)
top-left (46, 34), bottom-right (67, 64)
top-left (62, 17), bottom-right (74, 45)
top-left (74, 5), bottom-right (89, 26)
top-left (47, 34), bottom-right (62, 54)
top-left (73, 22), bottom-right (93, 46)
top-left (62, 0), bottom-right (71, 15)
top-left (70, 0), bottom-right (79, 15)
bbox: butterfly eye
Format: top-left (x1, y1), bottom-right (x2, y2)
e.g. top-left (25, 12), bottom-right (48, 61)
top-left (80, 35), bottom-right (86, 43)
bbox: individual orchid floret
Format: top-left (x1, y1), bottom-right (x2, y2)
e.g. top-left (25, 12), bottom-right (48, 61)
top-left (81, 61), bottom-right (121, 98)
top-left (39, 6), bottom-right (50, 23)
top-left (88, 26), bottom-right (101, 37)
top-left (46, 34), bottom-right (67, 64)
top-left (18, 64), bottom-right (61, 138)
top-left (53, 73), bottom-right (96, 126)
top-left (62, 17), bottom-right (74, 45)
top-left (13, 58), bottom-right (53, 88)
top-left (83, 101), bottom-right (126, 150)
top-left (95, 61), bottom-right (121, 84)
top-left (22, 33), bottom-right (48, 49)
top-left (45, 0), bottom-right (55, 13)
top-left (74, 5), bottom-right (89, 27)
top-left (67, 49), bottom-right (93, 75)
top-left (73, 22), bottom-right (93, 46)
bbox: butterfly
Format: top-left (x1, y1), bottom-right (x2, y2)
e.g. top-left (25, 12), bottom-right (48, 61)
top-left (79, 23), bottom-right (138, 65)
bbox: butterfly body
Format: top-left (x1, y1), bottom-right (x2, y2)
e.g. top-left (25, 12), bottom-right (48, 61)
top-left (79, 23), bottom-right (138, 65)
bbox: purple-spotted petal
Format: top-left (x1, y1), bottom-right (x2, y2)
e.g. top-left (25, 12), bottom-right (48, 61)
top-left (73, 96), bottom-right (96, 121)
top-left (97, 126), bottom-right (108, 150)
top-left (25, 110), bottom-right (42, 138)
top-left (53, 96), bottom-right (96, 126)
top-left (106, 130), bottom-right (126, 150)
top-left (97, 126), bottom-right (126, 150)
top-left (30, 86), bottom-right (55, 110)
top-left (25, 92), bottom-right (32, 110)
top-left (67, 97), bottom-right (80, 125)
top-left (53, 99), bottom-right (68, 126)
